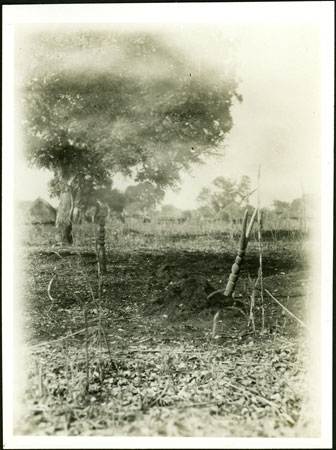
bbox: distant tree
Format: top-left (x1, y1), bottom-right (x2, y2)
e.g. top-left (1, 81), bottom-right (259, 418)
top-left (196, 187), bottom-right (215, 218)
top-left (124, 182), bottom-right (164, 213)
top-left (197, 187), bottom-right (213, 207)
top-left (196, 175), bottom-right (252, 220)
top-left (272, 200), bottom-right (290, 216)
top-left (271, 200), bottom-right (291, 230)
top-left (108, 189), bottom-right (126, 214)
top-left (211, 177), bottom-right (237, 212)
top-left (19, 29), bottom-right (241, 243)
top-left (289, 198), bottom-right (303, 218)
top-left (289, 195), bottom-right (313, 232)
top-left (196, 205), bottom-right (216, 219)
top-left (236, 175), bottom-right (252, 206)
top-left (181, 209), bottom-right (193, 221)
top-left (80, 186), bottom-right (127, 223)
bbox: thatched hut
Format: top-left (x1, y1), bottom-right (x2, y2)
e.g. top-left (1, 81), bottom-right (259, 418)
top-left (29, 197), bottom-right (57, 225)
top-left (156, 205), bottom-right (185, 224)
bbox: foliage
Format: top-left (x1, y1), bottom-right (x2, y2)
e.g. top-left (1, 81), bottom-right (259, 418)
top-left (196, 188), bottom-right (215, 217)
top-left (19, 29), bottom-right (241, 205)
top-left (270, 195), bottom-right (315, 232)
top-left (197, 175), bottom-right (252, 219)
top-left (20, 336), bottom-right (311, 437)
top-left (212, 175), bottom-right (251, 210)
top-left (106, 188), bottom-right (125, 214)
top-left (272, 200), bottom-right (291, 217)
top-left (124, 182), bottom-right (165, 213)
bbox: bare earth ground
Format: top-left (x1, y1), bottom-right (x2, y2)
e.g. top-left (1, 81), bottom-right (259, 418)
top-left (14, 226), bottom-right (317, 437)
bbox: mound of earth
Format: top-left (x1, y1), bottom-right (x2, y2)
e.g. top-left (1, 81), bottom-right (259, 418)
top-left (147, 264), bottom-right (246, 319)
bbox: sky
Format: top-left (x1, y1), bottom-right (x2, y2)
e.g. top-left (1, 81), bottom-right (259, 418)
top-left (14, 22), bottom-right (322, 210)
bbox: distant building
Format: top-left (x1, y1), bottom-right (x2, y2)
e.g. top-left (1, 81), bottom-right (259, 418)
top-left (121, 209), bottom-right (151, 224)
top-left (156, 205), bottom-right (185, 223)
top-left (29, 197), bottom-right (57, 225)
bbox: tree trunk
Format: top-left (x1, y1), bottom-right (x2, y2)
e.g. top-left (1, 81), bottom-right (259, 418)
top-left (56, 190), bottom-right (74, 244)
top-left (72, 205), bottom-right (84, 224)
top-left (72, 191), bottom-right (86, 224)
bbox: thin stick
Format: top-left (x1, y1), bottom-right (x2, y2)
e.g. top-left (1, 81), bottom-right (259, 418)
top-left (101, 323), bottom-right (118, 372)
top-left (38, 363), bottom-right (44, 397)
top-left (173, 400), bottom-right (221, 409)
top-left (265, 289), bottom-right (308, 328)
top-left (257, 165), bottom-right (265, 331)
top-left (212, 311), bottom-right (220, 338)
top-left (238, 188), bottom-right (257, 206)
top-left (97, 203), bottom-right (107, 274)
top-left (97, 257), bottom-right (103, 381)
top-left (30, 323), bottom-right (100, 348)
top-left (46, 272), bottom-right (57, 313)
top-left (245, 208), bottom-right (258, 239)
top-left (73, 250), bottom-right (97, 304)
top-left (221, 379), bottom-right (295, 425)
top-left (83, 303), bottom-right (90, 390)
top-left (300, 179), bottom-right (307, 234)
top-left (248, 275), bottom-right (259, 332)
top-left (65, 330), bottom-right (71, 401)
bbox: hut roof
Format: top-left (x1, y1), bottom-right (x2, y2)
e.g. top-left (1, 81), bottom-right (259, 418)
top-left (29, 197), bottom-right (57, 224)
top-left (157, 205), bottom-right (183, 219)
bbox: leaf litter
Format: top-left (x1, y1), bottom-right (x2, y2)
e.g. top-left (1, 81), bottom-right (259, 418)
top-left (16, 241), bottom-right (316, 437)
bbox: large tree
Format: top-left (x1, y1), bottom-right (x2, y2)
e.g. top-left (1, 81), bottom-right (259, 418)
top-left (197, 175), bottom-right (252, 219)
top-left (18, 28), bottom-right (241, 243)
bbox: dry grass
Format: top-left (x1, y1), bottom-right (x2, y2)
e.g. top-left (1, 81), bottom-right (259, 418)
top-left (18, 219), bottom-right (308, 254)
top-left (14, 220), bottom-right (314, 437)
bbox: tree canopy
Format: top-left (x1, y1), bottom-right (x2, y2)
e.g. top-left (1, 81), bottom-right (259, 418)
top-left (19, 28), bottom-right (241, 201)
top-left (124, 182), bottom-right (165, 213)
top-left (197, 175), bottom-right (252, 218)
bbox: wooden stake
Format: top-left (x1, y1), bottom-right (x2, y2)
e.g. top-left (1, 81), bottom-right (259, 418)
top-left (224, 208), bottom-right (257, 297)
top-left (209, 208), bottom-right (257, 340)
top-left (97, 204), bottom-right (108, 274)
top-left (257, 164), bottom-right (265, 332)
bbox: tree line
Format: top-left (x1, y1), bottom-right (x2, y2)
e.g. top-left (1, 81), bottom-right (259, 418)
top-left (67, 173), bottom-right (312, 232)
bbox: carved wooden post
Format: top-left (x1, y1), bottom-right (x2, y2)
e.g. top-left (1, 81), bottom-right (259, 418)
top-left (97, 204), bottom-right (108, 274)
top-left (224, 208), bottom-right (257, 297)
top-left (211, 208), bottom-right (258, 339)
